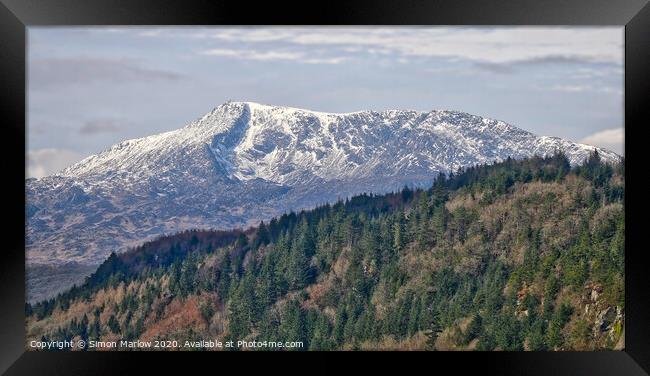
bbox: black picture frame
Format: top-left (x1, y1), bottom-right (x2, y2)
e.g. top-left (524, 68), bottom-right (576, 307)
top-left (1, 0), bottom-right (648, 374)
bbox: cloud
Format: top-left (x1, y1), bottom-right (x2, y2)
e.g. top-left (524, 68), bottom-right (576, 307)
top-left (580, 127), bottom-right (624, 154)
top-left (130, 27), bottom-right (621, 67)
top-left (549, 85), bottom-right (592, 93)
top-left (200, 48), bottom-right (348, 64)
top-left (570, 66), bottom-right (623, 80)
top-left (474, 62), bottom-right (516, 74)
top-left (27, 148), bottom-right (87, 179)
top-left (302, 57), bottom-right (350, 64)
top-left (201, 49), bottom-right (302, 61)
top-left (115, 26), bottom-right (624, 75)
top-left (537, 84), bottom-right (622, 96)
top-left (138, 30), bottom-right (164, 37)
top-left (29, 58), bottom-right (183, 88)
top-left (190, 27), bottom-right (623, 65)
top-left (89, 28), bottom-right (128, 34)
top-left (474, 55), bottom-right (619, 74)
top-left (78, 119), bottom-right (124, 135)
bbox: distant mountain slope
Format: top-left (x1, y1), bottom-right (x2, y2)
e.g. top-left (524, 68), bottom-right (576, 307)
top-left (26, 102), bottom-right (620, 288)
top-left (26, 262), bottom-right (98, 304)
top-left (26, 155), bottom-right (625, 351)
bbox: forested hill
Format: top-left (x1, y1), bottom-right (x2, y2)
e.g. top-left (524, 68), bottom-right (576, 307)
top-left (27, 152), bottom-right (625, 351)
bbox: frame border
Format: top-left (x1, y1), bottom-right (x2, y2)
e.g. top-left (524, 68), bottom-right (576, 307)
top-left (1, 0), bottom-right (648, 374)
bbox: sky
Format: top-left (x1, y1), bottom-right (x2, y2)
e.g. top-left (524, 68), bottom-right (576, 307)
top-left (27, 27), bottom-right (624, 179)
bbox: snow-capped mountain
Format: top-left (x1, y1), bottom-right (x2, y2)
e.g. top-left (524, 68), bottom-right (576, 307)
top-left (26, 101), bottom-right (619, 269)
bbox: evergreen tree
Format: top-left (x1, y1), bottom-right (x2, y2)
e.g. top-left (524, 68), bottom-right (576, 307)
top-left (252, 222), bottom-right (269, 250)
top-left (463, 313), bottom-right (482, 345)
top-left (392, 215), bottom-right (404, 252)
top-left (107, 314), bottom-right (120, 334)
top-left (425, 309), bottom-right (443, 350)
top-left (279, 300), bottom-right (306, 349)
top-left (287, 228), bottom-right (312, 290)
top-left (217, 253), bottom-right (232, 301)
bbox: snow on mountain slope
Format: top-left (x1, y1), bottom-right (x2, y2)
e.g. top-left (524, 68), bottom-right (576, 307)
top-left (26, 101), bottom-right (620, 272)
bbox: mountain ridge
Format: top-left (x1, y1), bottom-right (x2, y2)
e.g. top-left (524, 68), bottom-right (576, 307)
top-left (46, 101), bottom-right (619, 183)
top-left (26, 101), bottom-right (620, 293)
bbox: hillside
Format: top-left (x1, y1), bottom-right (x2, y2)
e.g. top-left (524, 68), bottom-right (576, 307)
top-left (26, 152), bottom-right (625, 351)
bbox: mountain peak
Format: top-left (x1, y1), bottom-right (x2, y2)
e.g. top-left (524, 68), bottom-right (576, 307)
top-left (219, 100), bottom-right (379, 117)
top-left (215, 102), bottom-right (516, 128)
